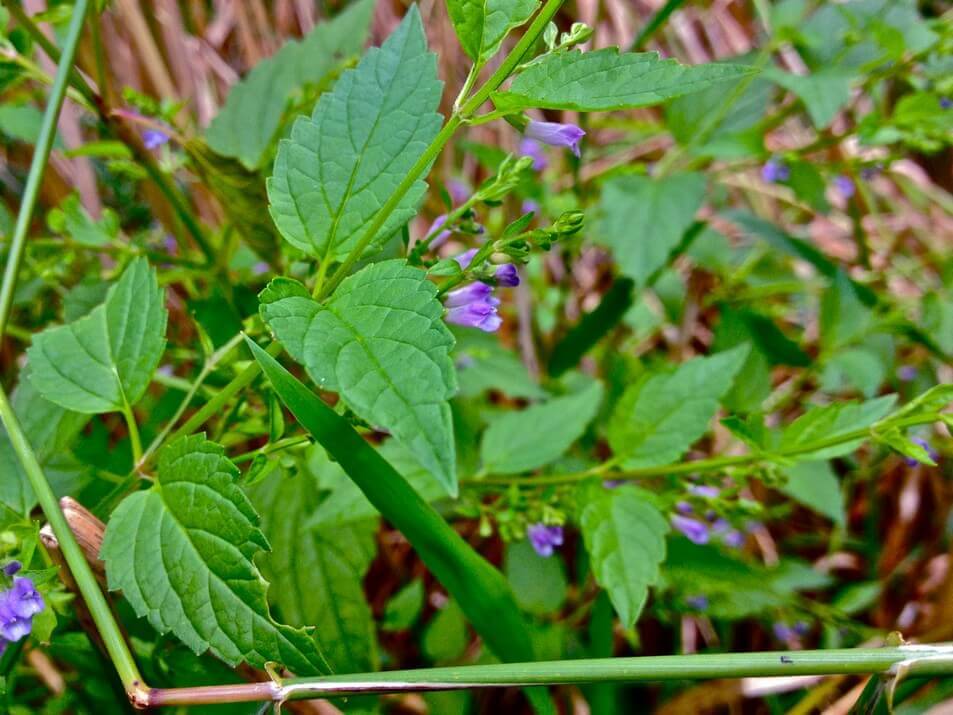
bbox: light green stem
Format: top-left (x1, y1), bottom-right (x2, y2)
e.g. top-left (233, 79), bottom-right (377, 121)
top-left (146, 646), bottom-right (953, 706)
top-left (122, 404), bottom-right (143, 465)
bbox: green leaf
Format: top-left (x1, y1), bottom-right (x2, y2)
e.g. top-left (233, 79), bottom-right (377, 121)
top-left (492, 49), bottom-right (754, 112)
top-left (206, 0), bottom-right (375, 170)
top-left (505, 540), bottom-right (568, 616)
top-left (447, 0), bottom-right (538, 63)
top-left (608, 346), bottom-right (749, 468)
top-left (779, 395), bottom-right (897, 460)
top-left (26, 258), bottom-right (167, 414)
top-left (480, 381), bottom-right (603, 474)
top-left (307, 440), bottom-right (447, 529)
top-left (245, 337), bottom-right (547, 676)
top-left (767, 68), bottom-right (852, 129)
top-left (248, 468), bottom-right (378, 673)
top-left (596, 173), bottom-right (706, 286)
top-left (382, 579), bottom-right (425, 631)
top-left (100, 435), bottom-right (327, 674)
top-left (422, 599), bottom-right (469, 662)
top-left (47, 194), bottom-right (119, 247)
top-left (268, 7), bottom-right (443, 262)
top-left (578, 484), bottom-right (669, 627)
top-left (260, 260), bottom-right (458, 494)
top-left (455, 330), bottom-right (546, 399)
top-left (781, 461), bottom-right (846, 526)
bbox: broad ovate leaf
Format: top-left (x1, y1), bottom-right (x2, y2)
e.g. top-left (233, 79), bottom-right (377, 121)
top-left (447, 0), bottom-right (538, 63)
top-left (779, 395), bottom-right (896, 461)
top-left (268, 7), bottom-right (443, 262)
top-left (260, 260), bottom-right (457, 494)
top-left (206, 0), bottom-right (375, 170)
top-left (596, 173), bottom-right (706, 286)
top-left (608, 345), bottom-right (749, 468)
top-left (27, 258), bottom-right (167, 414)
top-left (578, 484), bottom-right (669, 627)
top-left (480, 380), bottom-right (603, 474)
top-left (492, 49), bottom-right (755, 112)
top-left (248, 467), bottom-right (378, 673)
top-left (101, 435), bottom-right (327, 674)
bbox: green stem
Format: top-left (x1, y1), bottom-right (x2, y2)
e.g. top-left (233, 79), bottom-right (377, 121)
top-left (143, 646), bottom-right (953, 706)
top-left (470, 414), bottom-right (941, 488)
top-left (319, 0), bottom-right (565, 298)
top-left (122, 404), bottom-right (143, 465)
top-left (628, 0), bottom-right (686, 52)
top-left (231, 434), bottom-right (313, 464)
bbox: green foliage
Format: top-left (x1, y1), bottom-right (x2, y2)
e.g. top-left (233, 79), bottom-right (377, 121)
top-left (480, 380), bottom-right (602, 474)
top-left (248, 467), bottom-right (379, 673)
top-left (781, 460), bottom-right (846, 526)
top-left (100, 435), bottom-right (328, 673)
top-left (26, 258), bottom-right (167, 414)
top-left (206, 0), bottom-right (375, 170)
top-left (492, 49), bottom-right (754, 111)
top-left (596, 173), bottom-right (706, 286)
top-left (447, 0), bottom-right (538, 63)
top-left (260, 260), bottom-right (458, 494)
top-left (268, 7), bottom-right (443, 262)
top-left (608, 346), bottom-right (748, 468)
top-left (779, 395), bottom-right (896, 460)
top-left (578, 484), bottom-right (669, 626)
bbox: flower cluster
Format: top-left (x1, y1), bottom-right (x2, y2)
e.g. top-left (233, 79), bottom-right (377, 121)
top-left (670, 487), bottom-right (746, 548)
top-left (443, 249), bottom-right (520, 332)
top-left (0, 562), bottom-right (44, 653)
top-left (761, 157), bottom-right (790, 183)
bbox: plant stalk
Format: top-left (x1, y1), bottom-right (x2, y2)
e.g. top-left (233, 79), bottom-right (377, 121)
top-left (141, 645), bottom-right (953, 706)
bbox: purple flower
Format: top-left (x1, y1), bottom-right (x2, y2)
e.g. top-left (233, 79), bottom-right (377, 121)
top-left (793, 620), bottom-right (811, 636)
top-left (602, 479), bottom-right (624, 489)
top-left (941, 97), bottom-right (952, 110)
top-left (445, 282), bottom-right (502, 332)
top-left (897, 365), bottom-right (917, 382)
top-left (834, 175), bottom-right (855, 198)
top-left (426, 214), bottom-right (452, 249)
top-left (7, 578), bottom-right (43, 619)
top-left (675, 500), bottom-right (693, 514)
top-left (142, 129), bottom-right (169, 150)
top-left (2, 562), bottom-right (20, 577)
top-left (0, 600), bottom-right (31, 642)
top-left (454, 248), bottom-right (478, 269)
top-left (773, 622), bottom-right (793, 641)
top-left (722, 529), bottom-right (745, 549)
top-left (671, 515), bottom-right (709, 545)
top-left (521, 199), bottom-right (540, 215)
top-left (527, 523), bottom-right (564, 558)
top-left (519, 138), bottom-right (548, 171)
top-left (905, 438), bottom-right (939, 466)
top-left (494, 264), bottom-right (519, 287)
top-left (762, 158), bottom-right (789, 183)
top-left (251, 261), bottom-right (270, 276)
top-left (686, 595), bottom-right (709, 611)
top-left (524, 120), bottom-right (585, 158)
top-left (688, 485), bottom-right (719, 499)
top-left (445, 281), bottom-right (492, 307)
top-left (448, 180), bottom-right (469, 205)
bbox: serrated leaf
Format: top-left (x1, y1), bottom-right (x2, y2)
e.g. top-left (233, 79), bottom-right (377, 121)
top-left (206, 0), bottom-right (375, 170)
top-left (608, 346), bottom-right (749, 468)
top-left (888, 384), bottom-right (953, 422)
top-left (596, 173), bottom-right (706, 286)
top-left (492, 49), bottom-right (754, 112)
top-left (26, 258), bottom-right (167, 414)
top-left (767, 68), bottom-right (852, 129)
top-left (268, 7), bottom-right (443, 262)
top-left (248, 468), bottom-right (378, 673)
top-left (480, 381), bottom-right (603, 474)
top-left (578, 484), bottom-right (669, 626)
top-left (779, 395), bottom-right (897, 460)
top-left (874, 428), bottom-right (937, 466)
top-left (101, 435), bottom-right (327, 674)
top-left (447, 0), bottom-right (538, 63)
top-left (260, 260), bottom-right (457, 494)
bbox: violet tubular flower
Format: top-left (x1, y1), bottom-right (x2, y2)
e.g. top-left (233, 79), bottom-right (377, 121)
top-left (762, 158), bottom-right (789, 183)
top-left (671, 515), bottom-right (709, 545)
top-left (0, 575), bottom-right (43, 643)
top-left (425, 214), bottom-right (452, 249)
top-left (527, 523), bottom-right (564, 558)
top-left (445, 282), bottom-right (502, 332)
top-left (494, 264), bottom-right (519, 287)
top-left (525, 120), bottom-right (585, 158)
top-left (834, 175), bottom-right (855, 198)
top-left (143, 128), bottom-right (169, 150)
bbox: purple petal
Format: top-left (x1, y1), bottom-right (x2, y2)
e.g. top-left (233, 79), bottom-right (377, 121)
top-left (762, 158), bottom-right (789, 183)
top-left (527, 524), bottom-right (564, 558)
top-left (453, 248), bottom-right (479, 269)
top-left (2, 562), bottom-right (20, 577)
top-left (525, 120), bottom-right (585, 158)
top-left (671, 515), bottom-right (709, 545)
top-left (833, 175), bottom-right (855, 198)
top-left (494, 264), bottom-right (520, 287)
top-left (519, 138), bottom-right (548, 171)
top-left (688, 485), bottom-right (720, 499)
top-left (8, 578), bottom-right (43, 619)
top-left (445, 281), bottom-right (492, 308)
top-left (448, 180), bottom-right (469, 205)
top-left (142, 129), bottom-right (169, 150)
top-left (426, 214), bottom-right (452, 249)
top-left (521, 199), bottom-right (540, 215)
